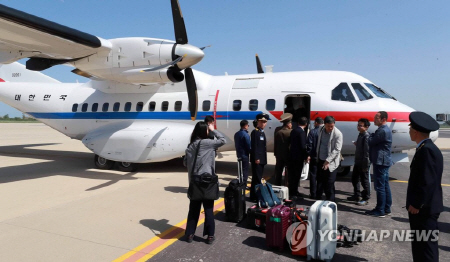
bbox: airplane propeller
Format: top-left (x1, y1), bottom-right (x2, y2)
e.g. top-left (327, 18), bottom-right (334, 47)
top-left (170, 0), bottom-right (203, 120)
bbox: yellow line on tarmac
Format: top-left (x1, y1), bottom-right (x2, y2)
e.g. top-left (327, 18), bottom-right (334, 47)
top-left (113, 198), bottom-right (226, 262)
top-left (391, 180), bottom-right (450, 187)
top-left (137, 204), bottom-right (226, 262)
top-left (114, 186), bottom-right (250, 262)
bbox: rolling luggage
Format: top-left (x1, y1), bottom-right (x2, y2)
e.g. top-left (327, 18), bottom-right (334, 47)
top-left (255, 179), bottom-right (282, 208)
top-left (272, 185), bottom-right (289, 201)
top-left (247, 205), bottom-right (268, 229)
top-left (266, 204), bottom-right (292, 251)
top-left (307, 200), bottom-right (338, 262)
top-left (224, 158), bottom-right (247, 222)
top-left (290, 207), bottom-right (309, 256)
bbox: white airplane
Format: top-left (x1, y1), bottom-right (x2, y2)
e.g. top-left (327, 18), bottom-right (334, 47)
top-left (0, 1), bottom-right (435, 173)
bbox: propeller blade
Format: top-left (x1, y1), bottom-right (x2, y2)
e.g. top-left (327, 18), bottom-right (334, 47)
top-left (170, 0), bottom-right (188, 44)
top-left (140, 55), bottom-right (185, 72)
top-left (200, 45), bottom-right (212, 50)
top-left (256, 54), bottom-right (264, 74)
top-left (184, 68), bottom-right (198, 121)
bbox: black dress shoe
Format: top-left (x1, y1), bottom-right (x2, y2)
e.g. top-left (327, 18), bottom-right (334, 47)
top-left (207, 236), bottom-right (215, 244)
top-left (186, 234), bottom-right (194, 243)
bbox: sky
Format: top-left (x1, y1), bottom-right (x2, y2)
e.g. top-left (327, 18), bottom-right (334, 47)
top-left (0, 0), bottom-right (448, 118)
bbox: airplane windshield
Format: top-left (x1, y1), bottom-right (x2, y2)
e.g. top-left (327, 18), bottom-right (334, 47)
top-left (331, 83), bottom-right (356, 102)
top-left (364, 83), bottom-right (396, 100)
top-left (351, 83), bottom-right (373, 101)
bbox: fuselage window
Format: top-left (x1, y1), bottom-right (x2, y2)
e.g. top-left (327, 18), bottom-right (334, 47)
top-left (331, 83), bottom-right (356, 102)
top-left (124, 102), bottom-right (132, 112)
top-left (149, 101), bottom-right (156, 111)
top-left (249, 99), bottom-right (258, 111)
top-left (113, 102), bottom-right (120, 112)
top-left (82, 103), bottom-right (88, 112)
top-left (203, 100), bottom-right (211, 111)
top-left (174, 101), bottom-right (182, 111)
top-left (233, 100), bottom-right (242, 111)
top-left (102, 103), bottom-right (109, 112)
top-left (92, 103), bottom-right (98, 112)
top-left (266, 99), bottom-right (276, 111)
top-left (136, 102), bottom-right (144, 112)
top-left (72, 104), bottom-right (78, 112)
top-left (364, 83), bottom-right (395, 100)
top-left (351, 83), bottom-right (373, 101)
top-left (162, 101), bottom-right (169, 111)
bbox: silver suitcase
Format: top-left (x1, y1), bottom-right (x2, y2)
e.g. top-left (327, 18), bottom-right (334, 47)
top-left (271, 185), bottom-right (289, 201)
top-left (307, 200), bottom-right (337, 262)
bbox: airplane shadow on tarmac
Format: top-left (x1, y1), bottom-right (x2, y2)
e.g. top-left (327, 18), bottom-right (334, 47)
top-left (0, 144), bottom-right (142, 189)
top-left (241, 235), bottom-right (368, 261)
top-left (0, 143), bottom-right (267, 193)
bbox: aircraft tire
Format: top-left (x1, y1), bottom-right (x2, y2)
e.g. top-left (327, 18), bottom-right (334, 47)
top-left (95, 155), bottom-right (115, 170)
top-left (118, 162), bottom-right (138, 172)
top-left (336, 166), bottom-right (351, 177)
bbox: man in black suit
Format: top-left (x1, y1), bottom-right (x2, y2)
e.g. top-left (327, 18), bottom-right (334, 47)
top-left (407, 111), bottom-right (443, 262)
top-left (250, 113), bottom-right (269, 200)
top-left (288, 117), bottom-right (308, 198)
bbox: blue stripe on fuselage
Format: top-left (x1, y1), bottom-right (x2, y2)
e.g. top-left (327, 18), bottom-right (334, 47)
top-left (26, 111), bottom-right (266, 120)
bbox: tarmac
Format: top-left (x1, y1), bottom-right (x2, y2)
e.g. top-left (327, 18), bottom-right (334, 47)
top-left (0, 123), bottom-right (449, 262)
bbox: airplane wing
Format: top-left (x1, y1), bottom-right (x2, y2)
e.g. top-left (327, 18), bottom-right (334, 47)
top-left (0, 4), bottom-right (111, 65)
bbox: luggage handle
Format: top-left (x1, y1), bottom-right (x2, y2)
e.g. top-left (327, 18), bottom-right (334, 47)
top-left (237, 158), bottom-right (243, 183)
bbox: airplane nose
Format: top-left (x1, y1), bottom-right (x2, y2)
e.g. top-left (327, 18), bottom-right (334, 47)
top-left (430, 130), bottom-right (439, 142)
top-left (174, 44), bottom-right (204, 69)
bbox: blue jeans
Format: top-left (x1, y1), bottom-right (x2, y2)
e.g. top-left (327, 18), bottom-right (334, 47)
top-left (373, 165), bottom-right (392, 214)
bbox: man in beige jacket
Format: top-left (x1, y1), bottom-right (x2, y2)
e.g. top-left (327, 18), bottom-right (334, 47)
top-left (315, 116), bottom-right (343, 201)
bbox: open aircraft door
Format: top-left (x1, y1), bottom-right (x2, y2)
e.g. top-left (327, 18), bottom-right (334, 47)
top-left (283, 94), bottom-right (311, 130)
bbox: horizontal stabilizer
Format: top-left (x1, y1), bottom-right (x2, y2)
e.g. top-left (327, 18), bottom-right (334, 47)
top-left (0, 62), bottom-right (60, 83)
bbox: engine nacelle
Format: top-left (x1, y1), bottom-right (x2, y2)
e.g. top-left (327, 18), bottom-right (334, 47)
top-left (71, 37), bottom-right (202, 85)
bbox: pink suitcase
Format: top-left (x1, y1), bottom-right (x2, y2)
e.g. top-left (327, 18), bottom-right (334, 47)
top-left (266, 204), bottom-right (292, 250)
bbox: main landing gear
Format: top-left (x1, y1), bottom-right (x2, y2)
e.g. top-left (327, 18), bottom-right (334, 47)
top-left (94, 155), bottom-right (138, 172)
top-left (336, 166), bottom-right (351, 177)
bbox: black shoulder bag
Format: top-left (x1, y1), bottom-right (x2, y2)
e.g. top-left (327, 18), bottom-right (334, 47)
top-left (187, 140), bottom-right (219, 201)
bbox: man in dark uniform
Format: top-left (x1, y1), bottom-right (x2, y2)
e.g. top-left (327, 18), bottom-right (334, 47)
top-left (289, 116), bottom-right (308, 198)
top-left (407, 111), bottom-right (443, 262)
top-left (274, 113), bottom-right (293, 186)
top-left (306, 117), bottom-right (324, 199)
top-left (234, 120), bottom-right (251, 186)
top-left (250, 113), bottom-right (269, 200)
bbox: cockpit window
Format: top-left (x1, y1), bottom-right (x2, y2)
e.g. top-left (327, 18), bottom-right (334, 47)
top-left (351, 83), bottom-right (373, 101)
top-left (331, 83), bottom-right (356, 102)
top-left (364, 83), bottom-right (396, 100)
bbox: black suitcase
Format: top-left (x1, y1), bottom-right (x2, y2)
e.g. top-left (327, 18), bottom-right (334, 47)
top-left (224, 158), bottom-right (247, 222)
top-left (247, 205), bottom-right (269, 230)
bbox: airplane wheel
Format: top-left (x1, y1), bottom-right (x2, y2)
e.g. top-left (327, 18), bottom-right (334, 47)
top-left (337, 166), bottom-right (351, 177)
top-left (118, 162), bottom-right (138, 172)
top-left (94, 155), bottom-right (115, 170)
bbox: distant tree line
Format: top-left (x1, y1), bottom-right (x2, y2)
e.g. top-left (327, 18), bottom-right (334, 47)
top-left (0, 114), bottom-right (38, 121)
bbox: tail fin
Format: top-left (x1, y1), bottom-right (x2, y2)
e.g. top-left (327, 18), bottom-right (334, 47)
top-left (0, 62), bottom-right (60, 83)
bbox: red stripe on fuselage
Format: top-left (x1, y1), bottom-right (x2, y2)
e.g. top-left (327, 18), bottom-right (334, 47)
top-left (213, 90), bottom-right (220, 128)
top-left (0, 78), bottom-right (5, 82)
top-left (269, 111), bottom-right (410, 122)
